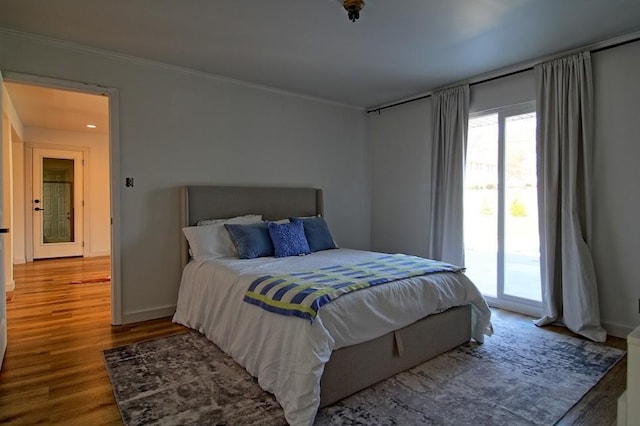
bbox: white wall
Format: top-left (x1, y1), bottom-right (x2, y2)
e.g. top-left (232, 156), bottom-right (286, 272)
top-left (370, 44), bottom-right (640, 335)
top-left (592, 41), bottom-right (640, 335)
top-left (2, 83), bottom-right (24, 138)
top-left (1, 113), bottom-right (12, 292)
top-left (0, 30), bottom-right (371, 323)
top-left (3, 86), bottom-right (24, 275)
top-left (469, 71), bottom-right (535, 114)
top-left (23, 127), bottom-right (111, 258)
top-left (1, 85), bottom-right (25, 290)
top-left (371, 98), bottom-right (432, 257)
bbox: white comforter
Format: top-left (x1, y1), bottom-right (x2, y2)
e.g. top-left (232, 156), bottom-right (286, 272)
top-left (173, 249), bottom-right (492, 425)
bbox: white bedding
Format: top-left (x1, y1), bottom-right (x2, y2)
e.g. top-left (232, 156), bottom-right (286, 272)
top-left (173, 248), bottom-right (492, 425)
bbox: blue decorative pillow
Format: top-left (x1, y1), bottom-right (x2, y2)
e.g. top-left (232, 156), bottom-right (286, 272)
top-left (290, 216), bottom-right (338, 252)
top-left (224, 222), bottom-right (274, 259)
top-left (267, 219), bottom-right (311, 258)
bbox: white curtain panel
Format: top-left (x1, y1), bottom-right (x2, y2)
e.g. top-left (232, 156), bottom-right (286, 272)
top-left (534, 52), bottom-right (606, 342)
top-left (427, 85), bottom-right (469, 266)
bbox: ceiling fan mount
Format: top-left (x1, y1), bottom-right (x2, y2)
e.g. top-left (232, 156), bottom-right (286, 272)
top-left (343, 0), bottom-right (365, 22)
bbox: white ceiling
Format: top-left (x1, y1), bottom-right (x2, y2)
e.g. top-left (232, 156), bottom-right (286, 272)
top-left (1, 0), bottom-right (640, 108)
top-left (5, 82), bottom-right (109, 134)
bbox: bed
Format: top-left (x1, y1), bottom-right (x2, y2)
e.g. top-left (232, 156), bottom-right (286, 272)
top-left (173, 185), bottom-right (492, 425)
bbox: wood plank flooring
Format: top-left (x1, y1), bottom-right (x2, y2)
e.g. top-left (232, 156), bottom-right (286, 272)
top-left (0, 257), bottom-right (187, 425)
top-left (0, 257), bottom-right (627, 425)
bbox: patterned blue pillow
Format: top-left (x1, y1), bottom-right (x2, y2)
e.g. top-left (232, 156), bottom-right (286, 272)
top-left (224, 222), bottom-right (274, 259)
top-left (290, 216), bottom-right (338, 252)
top-left (267, 219), bottom-right (311, 258)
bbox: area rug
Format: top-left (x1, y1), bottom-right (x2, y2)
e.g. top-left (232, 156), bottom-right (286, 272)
top-left (103, 312), bottom-right (624, 425)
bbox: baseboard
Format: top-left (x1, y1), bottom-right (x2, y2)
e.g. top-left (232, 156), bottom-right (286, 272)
top-left (13, 257), bottom-right (26, 264)
top-left (86, 250), bottom-right (111, 258)
top-left (121, 305), bottom-right (176, 325)
top-left (602, 320), bottom-right (635, 339)
top-left (5, 280), bottom-right (15, 292)
top-left (0, 318), bottom-right (6, 368)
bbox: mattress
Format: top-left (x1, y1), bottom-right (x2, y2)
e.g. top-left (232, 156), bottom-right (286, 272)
top-left (173, 248), bottom-right (492, 425)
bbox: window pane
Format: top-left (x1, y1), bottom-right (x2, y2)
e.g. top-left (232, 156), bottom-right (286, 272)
top-left (504, 113), bottom-right (541, 301)
top-left (464, 114), bottom-right (498, 297)
top-left (42, 157), bottom-right (75, 244)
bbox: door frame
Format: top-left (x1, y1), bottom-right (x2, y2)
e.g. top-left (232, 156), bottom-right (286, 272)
top-left (1, 70), bottom-right (7, 369)
top-left (5, 72), bottom-right (122, 325)
top-left (27, 145), bottom-right (88, 260)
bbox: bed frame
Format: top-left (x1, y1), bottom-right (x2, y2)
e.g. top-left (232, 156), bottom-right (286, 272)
top-left (179, 185), bottom-right (472, 407)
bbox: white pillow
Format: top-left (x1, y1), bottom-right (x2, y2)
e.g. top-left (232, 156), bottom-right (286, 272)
top-left (197, 214), bottom-right (262, 226)
top-left (183, 215), bottom-right (263, 260)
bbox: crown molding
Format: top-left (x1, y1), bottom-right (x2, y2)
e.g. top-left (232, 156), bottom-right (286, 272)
top-left (0, 27), bottom-right (364, 111)
top-left (368, 29), bottom-right (640, 112)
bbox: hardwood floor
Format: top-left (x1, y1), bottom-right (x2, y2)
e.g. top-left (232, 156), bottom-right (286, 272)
top-left (0, 257), bottom-right (627, 425)
top-left (0, 257), bottom-right (187, 425)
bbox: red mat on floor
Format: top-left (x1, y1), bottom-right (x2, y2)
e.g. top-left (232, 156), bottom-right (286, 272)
top-left (70, 276), bottom-right (111, 284)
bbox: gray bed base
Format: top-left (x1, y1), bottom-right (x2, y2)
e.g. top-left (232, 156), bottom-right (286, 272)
top-left (320, 304), bottom-right (470, 407)
top-left (179, 185), bottom-right (472, 408)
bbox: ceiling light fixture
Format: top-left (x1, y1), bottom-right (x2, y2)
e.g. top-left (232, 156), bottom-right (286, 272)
top-left (343, 0), bottom-right (364, 22)
top-left (86, 124), bottom-right (97, 129)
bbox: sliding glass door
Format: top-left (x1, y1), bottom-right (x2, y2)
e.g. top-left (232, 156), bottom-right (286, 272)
top-left (464, 102), bottom-right (541, 313)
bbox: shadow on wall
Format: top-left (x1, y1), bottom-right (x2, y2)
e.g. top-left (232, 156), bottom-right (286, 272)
top-left (121, 186), bottom-right (183, 319)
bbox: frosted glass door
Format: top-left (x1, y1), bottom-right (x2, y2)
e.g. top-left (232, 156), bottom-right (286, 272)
top-left (42, 158), bottom-right (74, 244)
top-left (32, 148), bottom-right (84, 259)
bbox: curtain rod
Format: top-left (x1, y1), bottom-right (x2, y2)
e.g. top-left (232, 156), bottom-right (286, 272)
top-left (367, 34), bottom-right (640, 114)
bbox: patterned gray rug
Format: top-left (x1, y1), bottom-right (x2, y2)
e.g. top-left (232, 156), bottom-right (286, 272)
top-left (103, 312), bottom-right (624, 425)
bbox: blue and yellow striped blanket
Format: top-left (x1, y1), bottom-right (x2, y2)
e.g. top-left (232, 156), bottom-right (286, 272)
top-left (243, 254), bottom-right (464, 322)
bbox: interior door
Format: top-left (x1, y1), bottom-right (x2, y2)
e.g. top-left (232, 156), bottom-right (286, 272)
top-left (32, 148), bottom-right (84, 259)
top-left (0, 70), bottom-right (8, 370)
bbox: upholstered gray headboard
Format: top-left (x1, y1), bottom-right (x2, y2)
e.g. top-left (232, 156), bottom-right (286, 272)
top-left (180, 185), bottom-right (323, 268)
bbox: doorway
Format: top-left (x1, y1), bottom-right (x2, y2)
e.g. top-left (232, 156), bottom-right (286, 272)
top-left (1, 73), bottom-right (121, 325)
